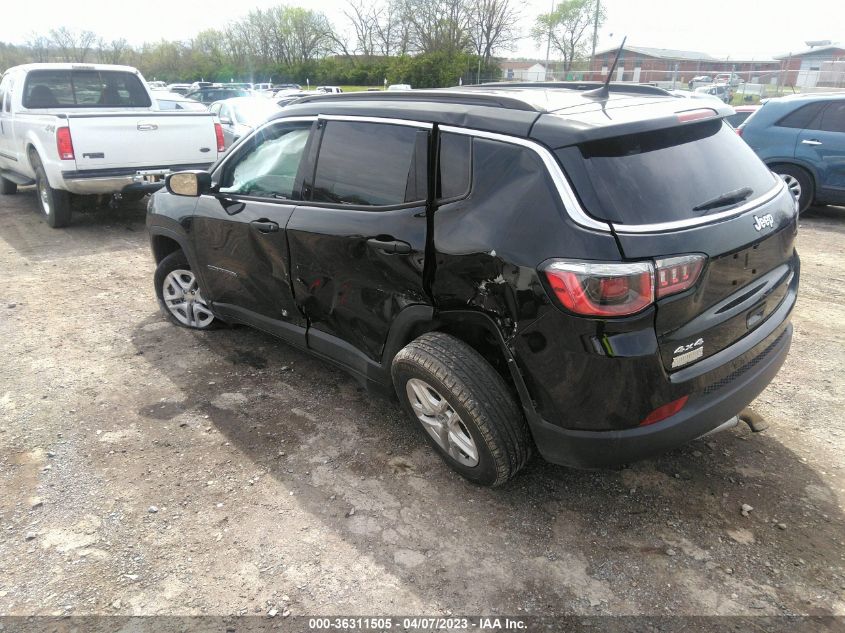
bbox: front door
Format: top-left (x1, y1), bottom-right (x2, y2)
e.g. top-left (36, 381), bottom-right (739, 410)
top-left (286, 118), bottom-right (431, 363)
top-left (795, 100), bottom-right (845, 199)
top-left (191, 119), bottom-right (314, 336)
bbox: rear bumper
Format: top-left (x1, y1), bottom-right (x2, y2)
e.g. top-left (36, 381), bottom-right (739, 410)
top-left (61, 163), bottom-right (213, 195)
top-left (529, 322), bottom-right (792, 468)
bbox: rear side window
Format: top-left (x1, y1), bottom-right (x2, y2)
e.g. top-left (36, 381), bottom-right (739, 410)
top-left (776, 102), bottom-right (825, 129)
top-left (312, 121), bottom-right (423, 206)
top-left (437, 133), bottom-right (471, 200)
top-left (22, 70), bottom-right (151, 108)
top-left (817, 102), bottom-right (845, 133)
top-left (560, 120), bottom-right (777, 225)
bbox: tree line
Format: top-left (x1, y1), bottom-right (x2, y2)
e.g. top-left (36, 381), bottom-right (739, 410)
top-left (0, 0), bottom-right (604, 88)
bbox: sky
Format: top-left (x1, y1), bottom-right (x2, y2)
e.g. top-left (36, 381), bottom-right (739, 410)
top-left (0, 0), bottom-right (841, 61)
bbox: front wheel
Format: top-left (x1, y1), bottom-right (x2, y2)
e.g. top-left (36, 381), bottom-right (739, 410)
top-left (154, 250), bottom-right (217, 329)
top-left (392, 332), bottom-right (532, 486)
top-left (32, 155), bottom-right (72, 228)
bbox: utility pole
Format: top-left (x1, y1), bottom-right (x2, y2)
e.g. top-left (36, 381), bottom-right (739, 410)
top-left (544, 0), bottom-right (554, 80)
top-left (590, 0), bottom-right (601, 78)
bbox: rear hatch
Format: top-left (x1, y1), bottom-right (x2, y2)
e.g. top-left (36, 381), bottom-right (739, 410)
top-left (67, 111), bottom-right (218, 171)
top-left (555, 117), bottom-right (799, 371)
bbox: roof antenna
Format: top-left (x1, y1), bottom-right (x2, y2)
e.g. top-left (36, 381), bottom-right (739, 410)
top-left (584, 36), bottom-right (627, 100)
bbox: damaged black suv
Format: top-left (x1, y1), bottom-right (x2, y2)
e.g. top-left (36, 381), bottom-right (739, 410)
top-left (146, 83), bottom-right (799, 486)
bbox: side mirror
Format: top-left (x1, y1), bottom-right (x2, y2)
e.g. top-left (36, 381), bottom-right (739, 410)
top-left (166, 171), bottom-right (212, 197)
top-left (220, 116), bottom-right (233, 126)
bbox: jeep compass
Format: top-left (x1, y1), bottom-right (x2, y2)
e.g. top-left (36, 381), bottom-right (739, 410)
top-left (146, 83), bottom-right (799, 486)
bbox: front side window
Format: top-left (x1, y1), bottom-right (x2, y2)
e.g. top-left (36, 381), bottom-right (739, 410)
top-left (22, 70), bottom-right (151, 108)
top-left (219, 123), bottom-right (310, 199)
top-left (311, 120), bottom-right (424, 207)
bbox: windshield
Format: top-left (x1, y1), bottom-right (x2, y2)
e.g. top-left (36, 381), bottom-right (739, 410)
top-left (557, 119), bottom-right (777, 225)
top-left (233, 100), bottom-right (281, 125)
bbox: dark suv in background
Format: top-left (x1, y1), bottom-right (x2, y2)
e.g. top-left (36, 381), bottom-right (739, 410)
top-left (146, 84), bottom-right (799, 486)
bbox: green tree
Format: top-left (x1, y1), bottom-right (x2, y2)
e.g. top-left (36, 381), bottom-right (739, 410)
top-left (531, 0), bottom-right (605, 74)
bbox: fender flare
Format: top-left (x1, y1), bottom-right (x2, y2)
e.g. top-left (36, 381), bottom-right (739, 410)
top-left (766, 158), bottom-right (820, 190)
top-left (381, 306), bottom-right (540, 424)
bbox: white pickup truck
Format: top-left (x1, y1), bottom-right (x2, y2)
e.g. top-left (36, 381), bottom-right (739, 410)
top-left (0, 63), bottom-right (224, 227)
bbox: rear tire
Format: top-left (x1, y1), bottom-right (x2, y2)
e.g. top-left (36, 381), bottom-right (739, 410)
top-left (31, 154), bottom-right (72, 228)
top-left (392, 332), bottom-right (532, 486)
top-left (0, 175), bottom-right (17, 195)
top-left (772, 164), bottom-right (814, 213)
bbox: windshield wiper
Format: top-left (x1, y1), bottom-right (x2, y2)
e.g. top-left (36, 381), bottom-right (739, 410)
top-left (693, 186), bottom-right (753, 212)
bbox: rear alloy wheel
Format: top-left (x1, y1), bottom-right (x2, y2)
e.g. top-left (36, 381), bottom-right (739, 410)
top-left (32, 154), bottom-right (72, 228)
top-left (773, 165), bottom-right (813, 213)
top-left (392, 332), bottom-right (532, 486)
top-left (0, 175), bottom-right (17, 195)
top-left (154, 250), bottom-right (217, 329)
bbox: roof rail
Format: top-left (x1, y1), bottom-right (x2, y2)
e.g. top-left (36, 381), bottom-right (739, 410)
top-left (473, 81), bottom-right (672, 97)
top-left (293, 89), bottom-right (539, 111)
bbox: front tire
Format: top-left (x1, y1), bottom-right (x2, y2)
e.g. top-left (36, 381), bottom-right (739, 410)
top-left (773, 164), bottom-right (814, 213)
top-left (154, 250), bottom-right (217, 329)
top-left (392, 332), bottom-right (532, 486)
top-left (0, 175), bottom-right (17, 195)
top-left (31, 154), bottom-right (72, 228)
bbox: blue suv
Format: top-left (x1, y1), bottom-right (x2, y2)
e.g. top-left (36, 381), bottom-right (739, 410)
top-left (739, 93), bottom-right (845, 212)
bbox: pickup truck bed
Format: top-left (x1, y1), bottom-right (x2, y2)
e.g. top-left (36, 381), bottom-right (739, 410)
top-left (0, 63), bottom-right (224, 227)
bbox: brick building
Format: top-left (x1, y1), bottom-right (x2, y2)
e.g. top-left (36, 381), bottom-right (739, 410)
top-left (585, 45), bottom-right (780, 84)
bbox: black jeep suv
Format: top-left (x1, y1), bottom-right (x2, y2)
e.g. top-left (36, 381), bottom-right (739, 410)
top-left (146, 84), bottom-right (799, 486)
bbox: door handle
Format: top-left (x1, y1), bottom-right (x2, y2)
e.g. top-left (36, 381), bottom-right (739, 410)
top-left (801, 139), bottom-right (822, 146)
top-left (250, 219), bottom-right (279, 233)
top-left (367, 238), bottom-right (411, 254)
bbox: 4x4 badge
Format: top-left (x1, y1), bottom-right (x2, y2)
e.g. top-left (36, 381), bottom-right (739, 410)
top-left (753, 213), bottom-right (774, 231)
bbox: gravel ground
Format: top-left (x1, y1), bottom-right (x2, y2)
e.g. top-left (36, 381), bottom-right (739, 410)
top-left (0, 191), bottom-right (843, 618)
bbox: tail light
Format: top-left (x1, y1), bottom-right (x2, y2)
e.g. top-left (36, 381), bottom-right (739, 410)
top-left (543, 261), bottom-right (654, 317)
top-left (640, 395), bottom-right (689, 426)
top-left (735, 126), bottom-right (744, 137)
top-left (676, 108), bottom-right (717, 123)
top-left (56, 127), bottom-right (75, 160)
top-left (543, 254), bottom-right (706, 317)
top-left (214, 123), bottom-right (225, 153)
top-left (655, 254), bottom-right (705, 298)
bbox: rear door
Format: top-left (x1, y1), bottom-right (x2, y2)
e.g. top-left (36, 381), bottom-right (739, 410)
top-left (286, 117), bottom-right (430, 363)
top-left (556, 118), bottom-right (799, 372)
top-left (795, 99), bottom-right (845, 200)
top-left (191, 119), bottom-right (314, 335)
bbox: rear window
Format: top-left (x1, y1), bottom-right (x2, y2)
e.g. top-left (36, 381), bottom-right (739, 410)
top-left (23, 69), bottom-right (151, 108)
top-left (558, 120), bottom-right (777, 225)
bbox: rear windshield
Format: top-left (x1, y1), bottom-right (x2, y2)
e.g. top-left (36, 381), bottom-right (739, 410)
top-left (23, 69), bottom-right (151, 108)
top-left (558, 120), bottom-right (777, 225)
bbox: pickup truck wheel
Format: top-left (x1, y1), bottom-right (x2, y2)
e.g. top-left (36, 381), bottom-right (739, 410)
top-left (32, 157), bottom-right (72, 228)
top-left (0, 175), bottom-right (17, 195)
top-left (154, 250), bottom-right (217, 330)
top-left (392, 332), bottom-right (532, 487)
top-left (773, 165), bottom-right (813, 213)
